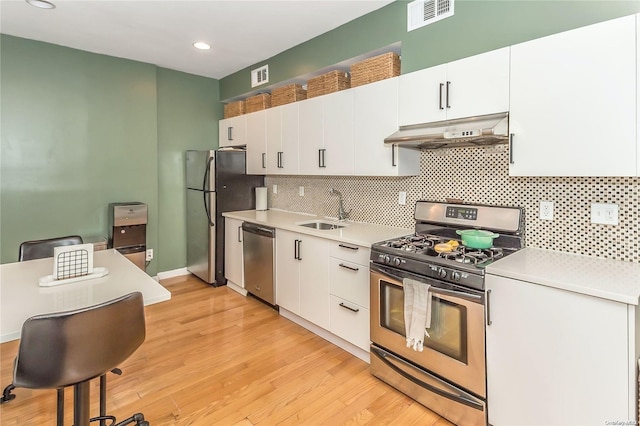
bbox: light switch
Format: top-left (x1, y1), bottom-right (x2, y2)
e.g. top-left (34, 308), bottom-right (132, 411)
top-left (398, 191), bottom-right (407, 205)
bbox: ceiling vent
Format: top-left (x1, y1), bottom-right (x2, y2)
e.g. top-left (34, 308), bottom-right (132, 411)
top-left (251, 65), bottom-right (269, 88)
top-left (407, 0), bottom-right (454, 32)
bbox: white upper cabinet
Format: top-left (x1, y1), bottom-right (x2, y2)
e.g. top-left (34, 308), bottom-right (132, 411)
top-left (298, 91), bottom-right (354, 175)
top-left (509, 15), bottom-right (637, 176)
top-left (637, 14), bottom-right (640, 175)
top-left (398, 47), bottom-right (510, 126)
top-left (266, 103), bottom-right (299, 175)
top-left (353, 78), bottom-right (420, 176)
top-left (245, 110), bottom-right (267, 175)
top-left (218, 115), bottom-right (247, 147)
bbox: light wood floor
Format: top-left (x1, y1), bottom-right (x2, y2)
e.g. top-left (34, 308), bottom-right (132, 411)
top-left (0, 275), bottom-right (452, 425)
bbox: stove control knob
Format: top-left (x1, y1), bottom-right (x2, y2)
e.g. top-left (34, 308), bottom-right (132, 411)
top-left (451, 271), bottom-right (461, 281)
top-left (393, 258), bottom-right (401, 266)
top-left (384, 255), bottom-right (391, 264)
top-left (437, 268), bottom-right (447, 279)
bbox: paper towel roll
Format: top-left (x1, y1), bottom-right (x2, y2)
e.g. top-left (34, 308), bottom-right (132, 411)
top-left (255, 187), bottom-right (268, 211)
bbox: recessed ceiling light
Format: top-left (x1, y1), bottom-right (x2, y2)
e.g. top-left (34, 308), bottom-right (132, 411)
top-left (193, 42), bottom-right (211, 50)
top-left (25, 0), bottom-right (56, 9)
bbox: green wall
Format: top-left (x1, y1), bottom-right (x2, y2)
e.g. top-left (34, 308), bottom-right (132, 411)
top-left (156, 68), bottom-right (221, 272)
top-left (220, 0), bottom-right (640, 100)
top-left (0, 35), bottom-right (221, 274)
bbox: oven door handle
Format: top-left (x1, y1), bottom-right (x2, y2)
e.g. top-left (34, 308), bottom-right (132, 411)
top-left (371, 345), bottom-right (484, 411)
top-left (429, 286), bottom-right (483, 303)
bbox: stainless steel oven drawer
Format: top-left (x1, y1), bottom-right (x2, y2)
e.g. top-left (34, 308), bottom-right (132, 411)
top-left (370, 344), bottom-right (486, 426)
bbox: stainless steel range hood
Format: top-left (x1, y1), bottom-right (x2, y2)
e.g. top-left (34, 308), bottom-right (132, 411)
top-left (385, 112), bottom-right (509, 150)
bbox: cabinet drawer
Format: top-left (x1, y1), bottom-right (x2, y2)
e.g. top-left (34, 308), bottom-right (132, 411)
top-left (329, 242), bottom-right (370, 266)
top-left (329, 295), bottom-right (370, 351)
top-left (329, 258), bottom-right (369, 308)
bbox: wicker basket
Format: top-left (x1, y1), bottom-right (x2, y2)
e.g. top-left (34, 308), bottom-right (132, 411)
top-left (307, 70), bottom-right (350, 98)
top-left (350, 52), bottom-right (401, 88)
top-left (271, 84), bottom-right (307, 107)
top-left (245, 93), bottom-right (271, 113)
top-left (223, 100), bottom-right (245, 118)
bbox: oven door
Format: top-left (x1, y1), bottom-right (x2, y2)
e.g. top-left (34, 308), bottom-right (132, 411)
top-left (370, 263), bottom-right (486, 398)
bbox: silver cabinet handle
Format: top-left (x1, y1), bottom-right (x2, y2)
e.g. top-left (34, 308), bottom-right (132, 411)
top-left (509, 133), bottom-right (515, 164)
top-left (486, 289), bottom-right (493, 326)
top-left (277, 152), bottom-right (283, 168)
top-left (318, 149), bottom-right (326, 168)
top-left (339, 302), bottom-right (359, 313)
top-left (391, 144), bottom-right (397, 167)
top-left (439, 83), bottom-right (444, 110)
top-left (261, 153), bottom-right (266, 169)
top-left (446, 81), bottom-right (451, 108)
top-left (338, 244), bottom-right (358, 251)
top-left (339, 263), bottom-right (359, 272)
top-left (228, 126), bottom-right (233, 141)
top-left (237, 226), bottom-right (242, 243)
top-left (294, 239), bottom-right (302, 260)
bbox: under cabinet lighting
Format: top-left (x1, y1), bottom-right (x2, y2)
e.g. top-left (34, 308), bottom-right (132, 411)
top-left (193, 42), bottom-right (211, 50)
top-left (26, 0), bottom-right (56, 9)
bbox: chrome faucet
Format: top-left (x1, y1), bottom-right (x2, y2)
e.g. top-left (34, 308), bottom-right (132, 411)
top-left (329, 188), bottom-right (351, 221)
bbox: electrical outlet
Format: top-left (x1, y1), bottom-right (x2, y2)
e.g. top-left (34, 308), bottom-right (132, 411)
top-left (591, 203), bottom-right (619, 225)
top-left (145, 249), bottom-right (153, 261)
top-left (298, 186), bottom-right (304, 196)
top-left (398, 191), bottom-right (407, 205)
top-left (539, 201), bottom-right (554, 221)
top-left (273, 184), bottom-right (278, 194)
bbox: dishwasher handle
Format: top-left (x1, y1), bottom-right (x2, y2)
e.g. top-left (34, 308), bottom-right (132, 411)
top-left (241, 222), bottom-right (275, 238)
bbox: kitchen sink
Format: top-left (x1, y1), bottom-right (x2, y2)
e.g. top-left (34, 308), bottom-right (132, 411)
top-left (296, 220), bottom-right (346, 230)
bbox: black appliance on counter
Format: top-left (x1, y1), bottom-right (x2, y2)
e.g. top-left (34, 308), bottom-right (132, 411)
top-left (186, 148), bottom-right (265, 285)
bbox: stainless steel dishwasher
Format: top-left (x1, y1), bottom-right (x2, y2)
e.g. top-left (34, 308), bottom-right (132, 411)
top-left (242, 222), bottom-right (276, 306)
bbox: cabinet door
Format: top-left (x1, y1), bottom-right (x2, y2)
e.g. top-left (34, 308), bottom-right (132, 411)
top-left (298, 97), bottom-right (324, 174)
top-left (509, 16), bottom-right (636, 176)
top-left (219, 116), bottom-right (246, 147)
top-left (224, 218), bottom-right (244, 287)
top-left (298, 235), bottom-right (330, 329)
top-left (398, 63), bottom-right (447, 126)
top-left (265, 108), bottom-right (281, 174)
top-left (279, 102), bottom-right (299, 175)
top-left (322, 90), bottom-right (354, 175)
top-left (275, 229), bottom-right (300, 314)
top-left (353, 78), bottom-right (419, 176)
top-left (245, 111), bottom-right (267, 175)
top-left (445, 47), bottom-right (510, 120)
top-left (486, 274), bottom-right (629, 425)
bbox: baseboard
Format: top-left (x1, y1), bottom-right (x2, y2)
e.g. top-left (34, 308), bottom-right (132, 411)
top-left (279, 308), bottom-right (370, 364)
top-left (155, 267), bottom-right (190, 281)
top-left (226, 280), bottom-right (248, 296)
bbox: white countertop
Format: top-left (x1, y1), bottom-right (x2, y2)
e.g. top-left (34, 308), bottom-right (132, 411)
top-left (0, 249), bottom-right (171, 342)
top-left (486, 247), bottom-right (640, 305)
top-left (222, 209), bottom-right (412, 247)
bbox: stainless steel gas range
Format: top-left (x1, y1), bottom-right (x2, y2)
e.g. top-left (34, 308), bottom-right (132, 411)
top-left (369, 201), bottom-right (524, 426)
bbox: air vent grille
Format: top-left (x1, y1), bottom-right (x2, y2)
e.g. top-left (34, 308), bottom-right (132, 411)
top-left (408, 0), bottom-right (454, 32)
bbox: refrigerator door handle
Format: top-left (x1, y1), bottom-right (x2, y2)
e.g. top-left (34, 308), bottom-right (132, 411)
top-left (203, 156), bottom-right (215, 226)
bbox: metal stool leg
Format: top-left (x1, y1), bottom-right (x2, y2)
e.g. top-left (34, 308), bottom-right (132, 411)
top-left (74, 381), bottom-right (91, 426)
top-left (57, 388), bottom-right (64, 426)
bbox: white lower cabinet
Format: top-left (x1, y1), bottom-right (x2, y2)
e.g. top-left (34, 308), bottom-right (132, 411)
top-left (485, 274), bottom-right (633, 425)
top-left (275, 229), bottom-right (330, 329)
top-left (328, 243), bottom-right (370, 350)
top-left (224, 218), bottom-right (244, 287)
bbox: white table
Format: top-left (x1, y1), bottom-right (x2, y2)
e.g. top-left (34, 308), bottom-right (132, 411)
top-left (0, 249), bottom-right (171, 343)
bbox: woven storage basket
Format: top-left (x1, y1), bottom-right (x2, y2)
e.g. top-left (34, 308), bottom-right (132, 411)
top-left (245, 93), bottom-right (271, 113)
top-left (350, 52), bottom-right (401, 88)
top-left (271, 84), bottom-right (307, 107)
top-left (307, 70), bottom-right (350, 98)
top-left (224, 100), bottom-right (245, 118)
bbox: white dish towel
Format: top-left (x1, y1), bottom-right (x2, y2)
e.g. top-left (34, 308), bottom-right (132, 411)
top-left (403, 278), bottom-right (432, 352)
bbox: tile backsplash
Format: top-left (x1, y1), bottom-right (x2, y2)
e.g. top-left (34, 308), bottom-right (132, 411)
top-left (266, 145), bottom-right (640, 263)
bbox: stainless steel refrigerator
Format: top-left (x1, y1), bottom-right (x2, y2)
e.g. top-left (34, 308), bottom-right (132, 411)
top-left (186, 148), bottom-right (264, 285)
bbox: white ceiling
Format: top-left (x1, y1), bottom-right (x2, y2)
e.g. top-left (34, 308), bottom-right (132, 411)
top-left (0, 0), bottom-right (394, 80)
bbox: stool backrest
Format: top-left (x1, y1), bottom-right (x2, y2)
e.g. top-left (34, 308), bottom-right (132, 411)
top-left (19, 235), bottom-right (84, 261)
top-left (12, 292), bottom-right (145, 389)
